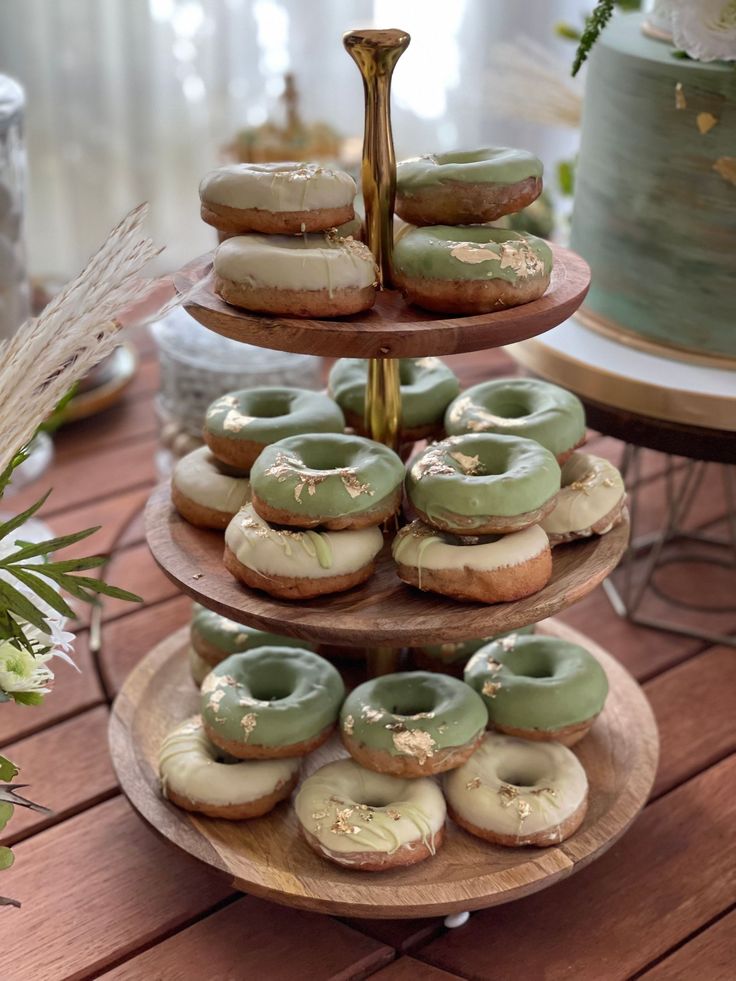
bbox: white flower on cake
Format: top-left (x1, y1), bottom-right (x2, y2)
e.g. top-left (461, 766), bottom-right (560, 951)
top-left (669, 0), bottom-right (736, 62)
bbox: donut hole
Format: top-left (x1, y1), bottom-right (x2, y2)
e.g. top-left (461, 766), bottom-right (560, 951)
top-left (486, 398), bottom-right (531, 420)
top-left (498, 764), bottom-right (547, 788)
top-left (246, 664), bottom-right (296, 702)
top-left (505, 650), bottom-right (556, 679)
top-left (354, 791), bottom-right (399, 809)
top-left (246, 391), bottom-right (294, 419)
top-left (386, 688), bottom-right (437, 718)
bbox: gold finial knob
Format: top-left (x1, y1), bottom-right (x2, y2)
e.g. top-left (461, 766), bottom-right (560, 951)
top-left (343, 28), bottom-right (410, 288)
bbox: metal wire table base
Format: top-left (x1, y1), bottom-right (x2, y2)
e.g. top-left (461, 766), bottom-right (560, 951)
top-left (603, 446), bottom-right (736, 647)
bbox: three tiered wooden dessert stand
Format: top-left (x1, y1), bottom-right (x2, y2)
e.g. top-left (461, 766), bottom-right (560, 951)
top-left (109, 28), bottom-right (658, 920)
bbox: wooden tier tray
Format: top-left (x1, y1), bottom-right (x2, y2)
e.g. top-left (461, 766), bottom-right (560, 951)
top-left (145, 482), bottom-right (629, 648)
top-left (109, 618), bottom-right (658, 919)
top-left (175, 244), bottom-right (590, 359)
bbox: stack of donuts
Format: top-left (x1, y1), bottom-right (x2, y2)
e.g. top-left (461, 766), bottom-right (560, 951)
top-left (170, 380), bottom-right (409, 599)
top-left (392, 376), bottom-right (627, 603)
top-left (199, 161), bottom-right (378, 318)
top-left (160, 609), bottom-right (610, 870)
top-left (199, 145), bottom-right (556, 319)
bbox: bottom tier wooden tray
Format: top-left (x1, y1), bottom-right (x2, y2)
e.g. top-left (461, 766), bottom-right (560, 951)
top-left (109, 618), bottom-right (658, 919)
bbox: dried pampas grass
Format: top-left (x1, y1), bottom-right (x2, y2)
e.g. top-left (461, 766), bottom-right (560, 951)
top-left (486, 39), bottom-right (583, 129)
top-left (0, 203), bottom-right (181, 474)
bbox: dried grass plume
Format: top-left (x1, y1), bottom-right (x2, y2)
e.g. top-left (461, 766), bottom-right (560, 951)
top-left (0, 204), bottom-right (180, 474)
top-left (486, 39), bottom-right (583, 129)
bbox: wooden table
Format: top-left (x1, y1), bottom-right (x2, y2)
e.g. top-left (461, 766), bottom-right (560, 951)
top-left (1, 329), bottom-right (734, 981)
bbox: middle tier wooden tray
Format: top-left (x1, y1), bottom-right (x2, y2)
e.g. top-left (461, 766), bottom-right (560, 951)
top-left (175, 243), bottom-right (590, 359)
top-left (145, 482), bottom-right (630, 647)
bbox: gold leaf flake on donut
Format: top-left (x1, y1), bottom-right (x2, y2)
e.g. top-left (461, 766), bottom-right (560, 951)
top-left (331, 806), bottom-right (360, 835)
top-left (499, 635), bottom-right (518, 652)
top-left (450, 243), bottom-right (500, 265)
top-left (207, 690), bottom-right (225, 711)
top-left (240, 713), bottom-right (257, 739)
top-left (570, 468), bottom-right (599, 494)
top-left (361, 706), bottom-right (384, 724)
top-left (405, 711), bottom-right (435, 721)
top-left (449, 451), bottom-right (482, 475)
top-left (392, 728), bottom-right (436, 763)
top-left (201, 674), bottom-right (218, 694)
top-left (343, 714), bottom-right (355, 735)
top-left (437, 721), bottom-right (449, 734)
top-left (485, 657), bottom-right (502, 673)
top-left (482, 680), bottom-right (502, 698)
top-left (311, 810), bottom-right (327, 821)
top-left (498, 783), bottom-right (519, 807)
top-left (222, 408), bottom-right (256, 432)
top-left (496, 241), bottom-right (546, 279)
top-left (386, 808), bottom-right (402, 821)
top-left (517, 800), bottom-right (532, 821)
top-left (265, 451), bottom-right (373, 503)
top-left (466, 777), bottom-right (482, 790)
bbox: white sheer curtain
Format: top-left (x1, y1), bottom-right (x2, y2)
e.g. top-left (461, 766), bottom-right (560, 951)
top-left (0, 0), bottom-right (582, 276)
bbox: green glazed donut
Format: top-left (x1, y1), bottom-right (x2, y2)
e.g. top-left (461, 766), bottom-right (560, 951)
top-left (464, 634), bottom-right (609, 745)
top-left (394, 227), bottom-right (552, 285)
top-left (406, 432), bottom-right (560, 534)
top-left (339, 671), bottom-right (488, 777)
top-left (414, 624), bottom-right (535, 674)
top-left (398, 147), bottom-right (543, 191)
top-left (396, 148), bottom-right (543, 226)
top-left (445, 378), bottom-right (586, 462)
top-left (190, 604), bottom-right (315, 667)
top-left (204, 386), bottom-right (345, 470)
top-left (328, 357), bottom-right (460, 439)
top-left (201, 646), bottom-right (345, 759)
top-left (250, 432), bottom-right (405, 530)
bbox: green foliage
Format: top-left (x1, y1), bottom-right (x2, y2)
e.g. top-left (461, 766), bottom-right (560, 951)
top-left (0, 801), bottom-right (13, 830)
top-left (556, 23), bottom-right (581, 42)
top-left (0, 757), bottom-right (18, 781)
top-left (0, 846), bottom-right (14, 870)
top-left (572, 1), bottom-right (615, 76)
top-left (558, 159), bottom-right (576, 197)
top-left (0, 492), bottom-right (142, 655)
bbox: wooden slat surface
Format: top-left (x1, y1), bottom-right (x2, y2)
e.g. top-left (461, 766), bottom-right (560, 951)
top-left (1, 329), bottom-right (733, 981)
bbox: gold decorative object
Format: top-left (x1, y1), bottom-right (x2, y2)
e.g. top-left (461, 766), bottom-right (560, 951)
top-left (344, 27), bottom-right (410, 451)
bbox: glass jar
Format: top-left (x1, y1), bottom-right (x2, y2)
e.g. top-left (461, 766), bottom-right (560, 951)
top-left (0, 75), bottom-right (30, 342)
top-left (151, 306), bottom-right (324, 476)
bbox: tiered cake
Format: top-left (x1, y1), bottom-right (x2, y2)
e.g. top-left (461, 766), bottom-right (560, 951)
top-left (571, 13), bottom-right (736, 362)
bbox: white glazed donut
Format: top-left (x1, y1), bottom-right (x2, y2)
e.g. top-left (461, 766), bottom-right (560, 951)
top-left (224, 503), bottom-right (383, 599)
top-left (171, 446), bottom-right (251, 530)
top-left (392, 520), bottom-right (552, 603)
top-left (444, 732), bottom-right (588, 847)
top-left (294, 758), bottom-right (446, 870)
top-left (541, 452), bottom-right (626, 545)
top-left (159, 716), bottom-right (300, 819)
top-left (200, 162), bottom-right (357, 235)
top-left (213, 232), bottom-right (378, 318)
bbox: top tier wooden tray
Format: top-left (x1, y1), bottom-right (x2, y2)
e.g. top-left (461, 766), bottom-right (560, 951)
top-left (175, 244), bottom-right (590, 359)
top-left (145, 482), bottom-right (629, 648)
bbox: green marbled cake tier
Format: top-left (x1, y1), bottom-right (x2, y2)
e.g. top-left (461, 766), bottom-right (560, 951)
top-left (570, 13), bottom-right (736, 361)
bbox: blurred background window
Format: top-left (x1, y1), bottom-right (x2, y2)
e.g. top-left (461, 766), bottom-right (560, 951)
top-left (0, 0), bottom-right (582, 277)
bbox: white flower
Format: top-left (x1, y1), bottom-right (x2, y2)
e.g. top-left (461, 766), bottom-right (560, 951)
top-left (0, 641), bottom-right (54, 704)
top-left (670, 0), bottom-right (736, 62)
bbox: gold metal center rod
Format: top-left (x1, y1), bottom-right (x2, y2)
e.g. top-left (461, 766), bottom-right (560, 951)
top-left (344, 27), bottom-right (410, 453)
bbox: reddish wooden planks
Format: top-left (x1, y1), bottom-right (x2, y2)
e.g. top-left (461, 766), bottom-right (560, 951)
top-left (2, 797), bottom-right (232, 981)
top-left (102, 895), bottom-right (394, 981)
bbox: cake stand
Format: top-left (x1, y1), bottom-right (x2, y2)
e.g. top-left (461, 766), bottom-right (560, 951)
top-left (110, 27), bottom-right (656, 922)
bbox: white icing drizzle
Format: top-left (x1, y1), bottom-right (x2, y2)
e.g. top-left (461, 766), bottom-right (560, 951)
top-left (200, 162), bottom-right (356, 212)
top-left (295, 758), bottom-right (446, 856)
top-left (444, 732), bottom-right (587, 839)
top-left (225, 503), bottom-right (383, 579)
top-left (541, 453), bottom-right (624, 536)
top-left (158, 716), bottom-right (300, 807)
top-left (172, 446), bottom-right (251, 514)
top-left (214, 232), bottom-right (377, 293)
